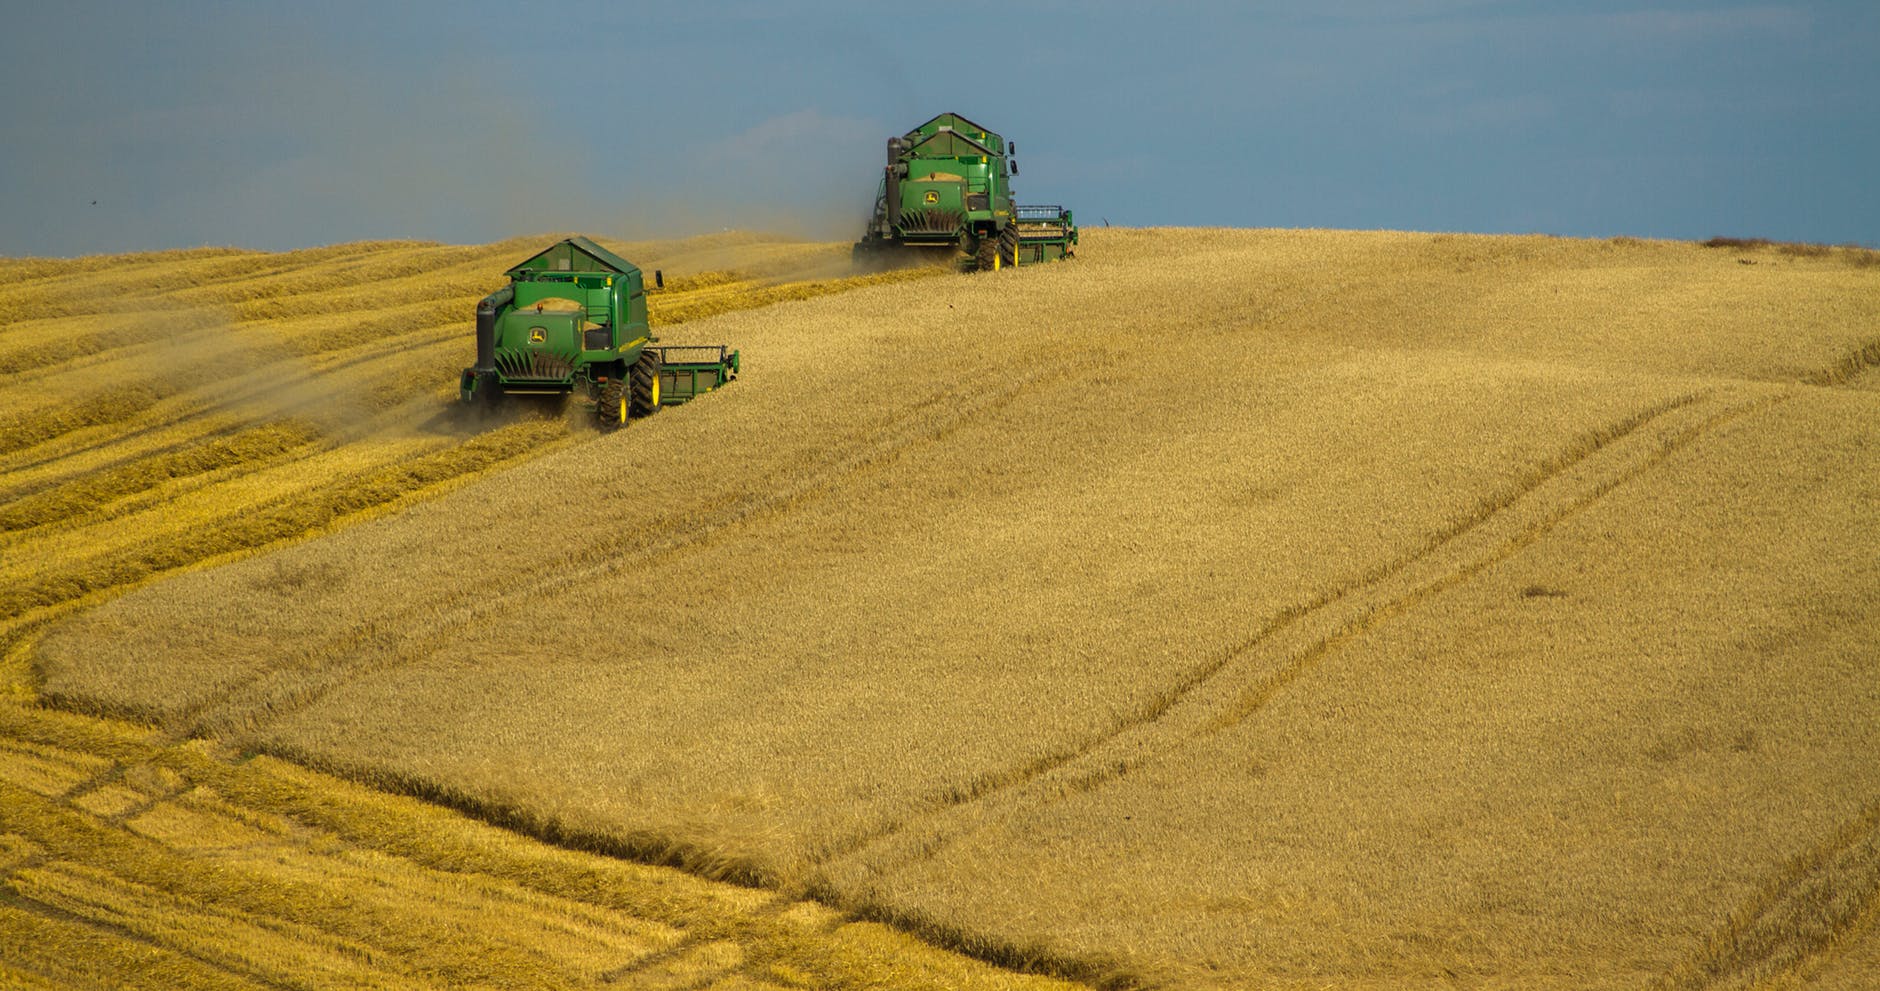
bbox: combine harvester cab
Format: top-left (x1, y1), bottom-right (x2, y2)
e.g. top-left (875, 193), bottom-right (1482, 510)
top-left (854, 111), bottom-right (1078, 272)
top-left (459, 236), bottom-right (740, 425)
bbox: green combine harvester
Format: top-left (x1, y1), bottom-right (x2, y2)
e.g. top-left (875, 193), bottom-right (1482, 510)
top-left (854, 112), bottom-right (1077, 271)
top-left (459, 236), bottom-right (739, 425)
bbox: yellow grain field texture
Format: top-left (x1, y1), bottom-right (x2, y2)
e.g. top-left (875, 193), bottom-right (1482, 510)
top-left (0, 231), bottom-right (936, 641)
top-left (0, 703), bottom-right (1081, 991)
top-left (2, 232), bottom-right (1057, 991)
top-left (21, 228), bottom-right (1880, 988)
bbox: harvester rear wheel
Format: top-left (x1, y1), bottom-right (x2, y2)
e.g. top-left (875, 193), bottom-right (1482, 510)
top-left (596, 380), bottom-right (627, 426)
top-left (999, 225), bottom-right (1019, 268)
top-left (630, 350), bottom-right (663, 418)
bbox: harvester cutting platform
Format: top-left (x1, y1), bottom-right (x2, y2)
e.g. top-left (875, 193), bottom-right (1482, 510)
top-left (460, 237), bottom-right (739, 425)
top-left (855, 112), bottom-right (1077, 271)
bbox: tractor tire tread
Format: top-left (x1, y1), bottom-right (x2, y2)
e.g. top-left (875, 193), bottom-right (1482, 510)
top-left (630, 351), bottom-right (663, 417)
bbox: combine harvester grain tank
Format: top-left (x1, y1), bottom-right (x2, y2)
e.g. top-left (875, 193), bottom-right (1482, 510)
top-left (459, 236), bottom-right (739, 425)
top-left (854, 112), bottom-right (1077, 271)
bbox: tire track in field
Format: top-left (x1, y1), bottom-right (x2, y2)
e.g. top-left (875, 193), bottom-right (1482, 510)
top-left (1806, 335), bottom-right (1880, 388)
top-left (2, 724), bottom-right (602, 991)
top-left (9, 262), bottom-right (936, 685)
top-left (2, 263), bottom-right (894, 472)
top-left (0, 743), bottom-right (304, 991)
top-left (179, 343), bottom-right (1126, 743)
top-left (1, 415), bottom-right (569, 627)
top-left (0, 697), bottom-right (1090, 991)
top-left (4, 268), bottom-right (885, 628)
top-left (0, 887), bottom-right (302, 991)
top-left (1655, 800), bottom-right (1880, 991)
top-left (0, 251), bottom-right (1075, 985)
top-left (1196, 389), bottom-right (1786, 734)
top-left (592, 891), bottom-right (806, 986)
top-left (814, 387), bottom-right (1785, 880)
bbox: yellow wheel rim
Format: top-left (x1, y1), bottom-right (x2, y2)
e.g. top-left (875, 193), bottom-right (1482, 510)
top-left (651, 375), bottom-right (660, 408)
top-left (618, 391), bottom-right (627, 425)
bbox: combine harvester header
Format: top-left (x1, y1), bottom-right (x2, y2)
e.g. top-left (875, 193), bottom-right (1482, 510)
top-left (855, 112), bottom-right (1077, 271)
top-left (459, 236), bottom-right (739, 426)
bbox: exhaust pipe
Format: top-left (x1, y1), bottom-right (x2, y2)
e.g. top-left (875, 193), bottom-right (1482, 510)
top-left (473, 287), bottom-right (513, 374)
top-left (474, 302), bottom-right (496, 373)
top-left (885, 137), bottom-right (904, 232)
top-left (463, 286), bottom-right (515, 402)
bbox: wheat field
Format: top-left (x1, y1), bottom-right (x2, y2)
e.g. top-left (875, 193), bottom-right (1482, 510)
top-left (17, 228), bottom-right (1880, 988)
top-left (0, 234), bottom-right (1060, 991)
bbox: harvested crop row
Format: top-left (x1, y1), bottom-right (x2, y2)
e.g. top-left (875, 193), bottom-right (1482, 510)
top-left (0, 702), bottom-right (1080, 991)
top-left (0, 421), bottom-right (322, 534)
top-left (0, 234), bottom-right (924, 631)
top-left (0, 231), bottom-right (1048, 990)
top-left (1, 239), bottom-right (930, 463)
top-left (0, 417), bottom-right (565, 627)
top-left (38, 228), bottom-right (1879, 989)
top-left (0, 231), bottom-right (939, 625)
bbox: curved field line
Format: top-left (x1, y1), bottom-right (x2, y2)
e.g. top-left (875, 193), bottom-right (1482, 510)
top-left (0, 310), bottom-right (230, 380)
top-left (4, 268), bottom-right (927, 629)
top-left (0, 422), bottom-right (324, 538)
top-left (813, 389), bottom-right (1779, 876)
top-left (0, 756), bottom-right (309, 991)
top-left (0, 408), bottom-right (331, 506)
top-left (1201, 390), bottom-right (1786, 733)
top-left (0, 879), bottom-right (304, 991)
top-left (178, 345), bottom-right (1123, 742)
top-left (1805, 335), bottom-right (1880, 388)
top-left (0, 313), bottom-right (466, 470)
top-left (0, 266), bottom-right (918, 472)
top-left (0, 698), bottom-right (1092, 991)
top-left (1655, 800), bottom-right (1880, 990)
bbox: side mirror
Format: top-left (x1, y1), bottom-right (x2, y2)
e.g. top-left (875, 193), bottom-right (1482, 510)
top-left (1011, 161), bottom-right (1019, 176)
top-left (1010, 142), bottom-right (1017, 155)
top-left (654, 270), bottom-right (664, 289)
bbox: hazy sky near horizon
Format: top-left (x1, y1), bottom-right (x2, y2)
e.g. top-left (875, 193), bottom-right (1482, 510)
top-left (2, 1), bottom-right (1874, 256)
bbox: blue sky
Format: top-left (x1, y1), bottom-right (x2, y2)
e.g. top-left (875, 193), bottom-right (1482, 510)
top-left (2, 1), bottom-right (1874, 256)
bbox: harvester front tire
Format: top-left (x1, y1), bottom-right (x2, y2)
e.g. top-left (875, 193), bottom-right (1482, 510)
top-left (974, 235), bottom-right (998, 273)
top-left (597, 380), bottom-right (627, 427)
top-left (630, 351), bottom-right (663, 418)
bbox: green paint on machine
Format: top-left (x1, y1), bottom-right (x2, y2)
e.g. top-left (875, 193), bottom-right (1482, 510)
top-left (854, 112), bottom-right (1078, 271)
top-left (459, 237), bottom-right (740, 424)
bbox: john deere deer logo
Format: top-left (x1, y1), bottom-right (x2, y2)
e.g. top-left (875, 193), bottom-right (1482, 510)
top-left (528, 327), bottom-right (546, 344)
top-left (924, 191), bottom-right (939, 204)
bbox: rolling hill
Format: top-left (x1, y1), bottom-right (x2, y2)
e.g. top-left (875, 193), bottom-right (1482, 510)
top-left (12, 228), bottom-right (1880, 989)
